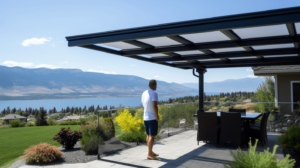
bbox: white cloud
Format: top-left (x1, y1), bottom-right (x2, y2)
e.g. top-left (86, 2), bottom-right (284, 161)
top-left (130, 64), bottom-right (136, 66)
top-left (154, 75), bottom-right (160, 78)
top-left (60, 61), bottom-right (68, 64)
top-left (87, 69), bottom-right (118, 74)
top-left (246, 69), bottom-right (253, 72)
top-left (145, 77), bottom-right (151, 80)
top-left (3, 61), bottom-right (34, 68)
top-left (247, 75), bottom-right (258, 78)
top-left (22, 38), bottom-right (50, 46)
top-left (35, 64), bottom-right (61, 69)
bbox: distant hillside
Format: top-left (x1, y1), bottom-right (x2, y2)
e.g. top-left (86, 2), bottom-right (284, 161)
top-left (0, 66), bottom-right (197, 99)
top-left (181, 78), bottom-right (264, 92)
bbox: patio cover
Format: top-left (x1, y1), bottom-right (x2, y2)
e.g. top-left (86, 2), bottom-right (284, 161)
top-left (66, 6), bottom-right (300, 112)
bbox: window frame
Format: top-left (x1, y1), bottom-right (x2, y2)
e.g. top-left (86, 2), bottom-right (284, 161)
top-left (290, 81), bottom-right (300, 111)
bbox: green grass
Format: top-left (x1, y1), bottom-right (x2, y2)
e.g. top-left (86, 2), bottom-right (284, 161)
top-left (0, 124), bottom-right (123, 168)
top-left (0, 125), bottom-right (80, 167)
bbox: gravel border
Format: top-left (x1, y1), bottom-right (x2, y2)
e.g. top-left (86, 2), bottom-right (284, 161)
top-left (8, 129), bottom-right (192, 168)
top-left (8, 139), bottom-right (138, 168)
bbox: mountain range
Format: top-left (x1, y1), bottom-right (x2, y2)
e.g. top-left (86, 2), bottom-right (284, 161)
top-left (181, 77), bottom-right (264, 92)
top-left (0, 66), bottom-right (264, 100)
top-left (0, 66), bottom-right (197, 99)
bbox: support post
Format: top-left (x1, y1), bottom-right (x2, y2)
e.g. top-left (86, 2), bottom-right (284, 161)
top-left (97, 112), bottom-right (100, 159)
top-left (196, 68), bottom-right (207, 113)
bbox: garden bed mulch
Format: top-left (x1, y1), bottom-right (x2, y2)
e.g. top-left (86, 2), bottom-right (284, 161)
top-left (8, 138), bottom-right (139, 168)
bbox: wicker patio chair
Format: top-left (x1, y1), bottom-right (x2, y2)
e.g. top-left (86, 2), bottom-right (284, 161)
top-left (197, 112), bottom-right (219, 147)
top-left (249, 112), bottom-right (268, 147)
top-left (219, 112), bottom-right (246, 148)
top-left (250, 112), bottom-right (270, 143)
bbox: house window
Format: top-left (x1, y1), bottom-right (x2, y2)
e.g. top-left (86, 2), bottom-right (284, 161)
top-left (291, 81), bottom-right (300, 111)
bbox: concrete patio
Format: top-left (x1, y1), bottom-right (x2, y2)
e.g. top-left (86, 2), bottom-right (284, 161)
top-left (18, 130), bottom-right (284, 168)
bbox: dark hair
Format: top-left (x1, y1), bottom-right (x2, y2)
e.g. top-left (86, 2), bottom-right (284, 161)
top-left (149, 80), bottom-right (157, 88)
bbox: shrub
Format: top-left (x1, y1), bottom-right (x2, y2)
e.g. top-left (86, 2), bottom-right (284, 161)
top-left (118, 133), bottom-right (146, 142)
top-left (26, 121), bottom-right (35, 127)
top-left (10, 119), bottom-right (21, 127)
top-left (116, 109), bottom-right (146, 142)
top-left (52, 127), bottom-right (82, 149)
top-left (0, 120), bottom-right (5, 125)
top-left (20, 143), bottom-right (64, 164)
top-left (79, 118), bottom-right (87, 124)
top-left (47, 118), bottom-right (56, 126)
top-left (20, 122), bottom-right (26, 127)
top-left (277, 125), bottom-right (300, 152)
top-left (82, 137), bottom-right (102, 155)
top-left (86, 115), bottom-right (98, 122)
top-left (225, 139), bottom-right (295, 168)
top-left (80, 120), bottom-right (115, 154)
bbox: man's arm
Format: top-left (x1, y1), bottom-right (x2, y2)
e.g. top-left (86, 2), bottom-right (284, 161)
top-left (153, 101), bottom-right (159, 121)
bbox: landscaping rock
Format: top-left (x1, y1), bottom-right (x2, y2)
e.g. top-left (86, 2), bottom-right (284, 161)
top-left (284, 114), bottom-right (292, 118)
top-left (295, 118), bottom-right (300, 126)
top-left (282, 127), bottom-right (288, 131)
top-left (283, 123), bottom-right (288, 127)
top-left (287, 120), bottom-right (295, 126)
top-left (275, 128), bottom-right (284, 133)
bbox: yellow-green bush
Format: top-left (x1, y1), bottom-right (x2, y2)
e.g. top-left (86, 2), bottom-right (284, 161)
top-left (0, 120), bottom-right (5, 125)
top-left (47, 118), bottom-right (56, 125)
top-left (20, 143), bottom-right (64, 164)
top-left (116, 109), bottom-right (146, 141)
top-left (26, 121), bottom-right (35, 127)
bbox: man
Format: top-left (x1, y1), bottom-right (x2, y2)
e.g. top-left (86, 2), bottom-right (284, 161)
top-left (141, 79), bottom-right (159, 160)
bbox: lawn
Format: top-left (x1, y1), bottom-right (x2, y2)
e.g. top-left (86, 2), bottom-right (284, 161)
top-left (0, 124), bottom-right (122, 167)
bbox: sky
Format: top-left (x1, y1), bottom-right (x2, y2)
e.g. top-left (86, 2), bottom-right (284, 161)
top-left (1, 0), bottom-right (300, 84)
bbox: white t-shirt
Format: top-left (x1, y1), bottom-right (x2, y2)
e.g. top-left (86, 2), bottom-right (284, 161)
top-left (141, 89), bottom-right (158, 121)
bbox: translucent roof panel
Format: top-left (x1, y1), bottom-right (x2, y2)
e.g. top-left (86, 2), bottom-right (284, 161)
top-left (233, 24), bottom-right (289, 39)
top-left (295, 22), bottom-right (300, 34)
top-left (252, 43), bottom-right (294, 50)
top-left (230, 56), bottom-right (257, 60)
top-left (175, 50), bottom-right (204, 55)
top-left (199, 59), bottom-right (221, 62)
top-left (100, 42), bottom-right (140, 50)
top-left (180, 31), bottom-right (230, 43)
top-left (144, 53), bottom-right (168, 57)
top-left (263, 54), bottom-right (298, 58)
top-left (137, 37), bottom-right (181, 47)
top-left (210, 47), bottom-right (245, 53)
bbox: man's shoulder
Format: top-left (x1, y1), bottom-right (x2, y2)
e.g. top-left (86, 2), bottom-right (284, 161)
top-left (142, 90), bottom-right (148, 96)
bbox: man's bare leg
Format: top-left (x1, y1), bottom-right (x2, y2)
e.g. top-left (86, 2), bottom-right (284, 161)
top-left (146, 135), bottom-right (158, 156)
top-left (147, 135), bottom-right (158, 160)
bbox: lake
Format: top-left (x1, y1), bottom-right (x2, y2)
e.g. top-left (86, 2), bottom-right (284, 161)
top-left (0, 92), bottom-right (220, 111)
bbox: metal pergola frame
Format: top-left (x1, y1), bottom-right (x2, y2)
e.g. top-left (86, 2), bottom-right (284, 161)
top-left (66, 6), bottom-right (300, 112)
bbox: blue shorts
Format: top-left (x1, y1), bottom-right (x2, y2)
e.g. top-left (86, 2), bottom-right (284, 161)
top-left (144, 120), bottom-right (158, 136)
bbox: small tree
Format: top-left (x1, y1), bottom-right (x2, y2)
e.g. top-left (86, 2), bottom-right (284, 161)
top-left (253, 77), bottom-right (275, 112)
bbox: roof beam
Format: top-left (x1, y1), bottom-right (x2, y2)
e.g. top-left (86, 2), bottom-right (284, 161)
top-left (173, 57), bottom-right (300, 67)
top-left (66, 7), bottom-right (300, 46)
top-left (166, 35), bottom-right (211, 63)
top-left (204, 62), bottom-right (300, 68)
top-left (123, 40), bottom-right (154, 49)
top-left (152, 48), bottom-right (298, 62)
top-left (286, 23), bottom-right (300, 57)
top-left (79, 45), bottom-right (189, 69)
top-left (221, 30), bottom-right (263, 60)
top-left (121, 35), bottom-right (299, 56)
top-left (168, 35), bottom-right (229, 62)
